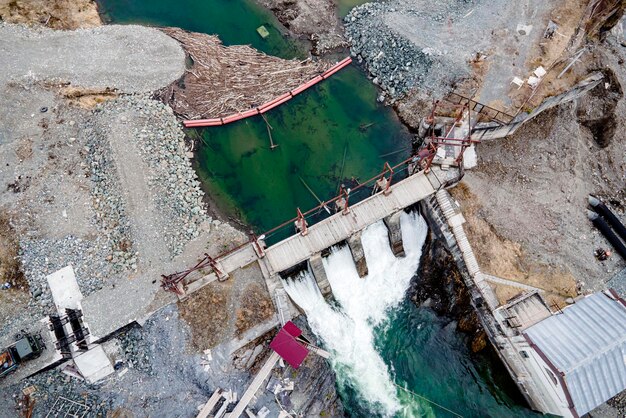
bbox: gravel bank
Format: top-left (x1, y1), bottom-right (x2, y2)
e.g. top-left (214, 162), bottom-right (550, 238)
top-left (86, 95), bottom-right (209, 262)
top-left (10, 93), bottom-right (211, 320)
top-left (344, 0), bottom-right (474, 99)
top-left (0, 22), bottom-right (185, 92)
top-left (344, 0), bottom-right (565, 103)
top-left (19, 235), bottom-right (112, 314)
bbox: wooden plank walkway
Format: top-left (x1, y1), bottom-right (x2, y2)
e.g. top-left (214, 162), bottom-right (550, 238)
top-left (227, 352), bottom-right (281, 418)
top-left (481, 273), bottom-right (544, 293)
top-left (196, 389), bottom-right (223, 418)
top-left (264, 171), bottom-right (436, 275)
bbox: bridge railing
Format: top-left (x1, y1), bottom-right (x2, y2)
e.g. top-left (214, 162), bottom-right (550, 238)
top-left (161, 154), bottom-right (432, 294)
top-left (259, 155), bottom-right (423, 245)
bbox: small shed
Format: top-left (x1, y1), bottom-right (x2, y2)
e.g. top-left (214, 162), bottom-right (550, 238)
top-left (524, 291), bottom-right (626, 417)
top-left (270, 321), bottom-right (309, 369)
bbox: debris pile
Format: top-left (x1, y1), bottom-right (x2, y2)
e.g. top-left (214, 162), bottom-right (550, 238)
top-left (159, 28), bottom-right (331, 119)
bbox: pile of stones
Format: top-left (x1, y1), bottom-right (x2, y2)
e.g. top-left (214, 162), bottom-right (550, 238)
top-left (19, 235), bottom-right (110, 313)
top-left (344, 1), bottom-right (472, 100)
top-left (83, 115), bottom-right (136, 272)
top-left (125, 95), bottom-right (209, 257)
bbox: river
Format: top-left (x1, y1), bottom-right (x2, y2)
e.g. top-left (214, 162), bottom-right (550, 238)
top-left (96, 0), bottom-right (540, 416)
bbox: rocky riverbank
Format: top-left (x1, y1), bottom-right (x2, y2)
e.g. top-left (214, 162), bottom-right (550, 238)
top-left (411, 227), bottom-right (486, 352)
top-left (256, 0), bottom-right (348, 55)
top-left (344, 1), bottom-right (473, 101)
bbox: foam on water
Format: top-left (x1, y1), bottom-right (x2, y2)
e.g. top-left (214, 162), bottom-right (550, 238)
top-left (282, 211), bottom-right (429, 417)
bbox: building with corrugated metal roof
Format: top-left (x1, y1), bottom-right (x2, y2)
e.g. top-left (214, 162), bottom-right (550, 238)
top-left (501, 290), bottom-right (626, 417)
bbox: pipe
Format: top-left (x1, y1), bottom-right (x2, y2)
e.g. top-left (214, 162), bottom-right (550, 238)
top-left (238, 109), bottom-right (259, 118)
top-left (589, 196), bottom-right (626, 242)
top-left (588, 210), bottom-right (626, 260)
top-left (184, 119), bottom-right (222, 127)
top-left (321, 60), bottom-right (351, 79)
top-left (258, 92), bottom-right (291, 111)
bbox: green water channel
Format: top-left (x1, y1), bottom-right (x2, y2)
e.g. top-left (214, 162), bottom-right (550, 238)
top-left (192, 66), bottom-right (411, 237)
top-left (337, 0), bottom-right (369, 17)
top-left (97, 1), bottom-right (538, 416)
top-left (369, 301), bottom-right (541, 418)
top-left (97, 0), bottom-right (304, 58)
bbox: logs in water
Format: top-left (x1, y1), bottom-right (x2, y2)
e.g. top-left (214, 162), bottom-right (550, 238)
top-left (158, 28), bottom-right (330, 120)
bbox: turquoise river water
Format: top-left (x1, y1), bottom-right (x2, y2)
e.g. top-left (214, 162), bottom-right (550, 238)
top-left (97, 1), bottom-right (541, 416)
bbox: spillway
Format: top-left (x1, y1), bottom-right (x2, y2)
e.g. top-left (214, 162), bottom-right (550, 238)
top-left (283, 211), bottom-right (430, 417)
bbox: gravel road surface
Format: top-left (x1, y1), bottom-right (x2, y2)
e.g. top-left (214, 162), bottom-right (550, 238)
top-left (0, 23), bottom-right (185, 92)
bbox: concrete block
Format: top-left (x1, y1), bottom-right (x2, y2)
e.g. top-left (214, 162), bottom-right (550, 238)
top-left (384, 212), bottom-right (405, 257)
top-left (309, 254), bottom-right (331, 295)
top-left (47, 265), bottom-right (83, 313)
top-left (347, 232), bottom-right (368, 278)
top-left (73, 345), bottom-right (114, 384)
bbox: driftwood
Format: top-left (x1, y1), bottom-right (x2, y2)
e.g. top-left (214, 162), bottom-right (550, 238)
top-left (159, 28), bottom-right (330, 120)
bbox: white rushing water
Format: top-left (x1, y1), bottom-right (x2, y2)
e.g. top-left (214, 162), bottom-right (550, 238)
top-left (282, 211), bottom-right (429, 417)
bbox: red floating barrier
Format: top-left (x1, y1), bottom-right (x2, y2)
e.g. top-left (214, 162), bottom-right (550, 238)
top-left (222, 114), bottom-right (246, 124)
top-left (239, 109), bottom-right (259, 118)
top-left (321, 59), bottom-right (352, 79)
top-left (259, 94), bottom-right (292, 114)
top-left (258, 92), bottom-right (292, 112)
top-left (184, 118), bottom-right (222, 128)
top-left (185, 57), bottom-right (352, 127)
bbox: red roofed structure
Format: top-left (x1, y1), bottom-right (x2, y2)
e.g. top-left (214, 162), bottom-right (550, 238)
top-left (270, 321), bottom-right (309, 369)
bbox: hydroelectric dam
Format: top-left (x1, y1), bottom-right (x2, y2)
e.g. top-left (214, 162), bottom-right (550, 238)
top-left (161, 160), bottom-right (457, 304)
top-left (162, 154), bottom-right (461, 417)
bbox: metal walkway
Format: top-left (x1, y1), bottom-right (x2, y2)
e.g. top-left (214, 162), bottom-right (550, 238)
top-left (435, 189), bottom-right (500, 310)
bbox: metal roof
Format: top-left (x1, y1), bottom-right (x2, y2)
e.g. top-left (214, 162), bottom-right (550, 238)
top-left (270, 321), bottom-right (309, 369)
top-left (524, 292), bottom-right (626, 416)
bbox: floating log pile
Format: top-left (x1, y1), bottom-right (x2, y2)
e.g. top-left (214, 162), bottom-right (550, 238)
top-left (159, 28), bottom-right (331, 120)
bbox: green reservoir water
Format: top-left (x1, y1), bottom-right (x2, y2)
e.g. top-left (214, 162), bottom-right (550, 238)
top-left (193, 66), bottom-right (411, 235)
top-left (97, 0), bottom-right (304, 58)
top-left (97, 1), bottom-right (539, 416)
top-left (337, 0), bottom-right (369, 17)
top-left (98, 0), bottom-right (412, 236)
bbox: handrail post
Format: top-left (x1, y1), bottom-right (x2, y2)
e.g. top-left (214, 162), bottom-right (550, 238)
top-left (386, 162), bottom-right (393, 194)
top-left (336, 185), bottom-right (350, 215)
top-left (295, 208), bottom-right (308, 236)
top-left (376, 162), bottom-right (393, 195)
top-left (251, 231), bottom-right (266, 258)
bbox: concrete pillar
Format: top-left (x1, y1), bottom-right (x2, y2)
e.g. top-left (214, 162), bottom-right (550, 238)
top-left (384, 211), bottom-right (405, 257)
top-left (348, 232), bottom-right (368, 278)
top-left (309, 254), bottom-right (331, 295)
